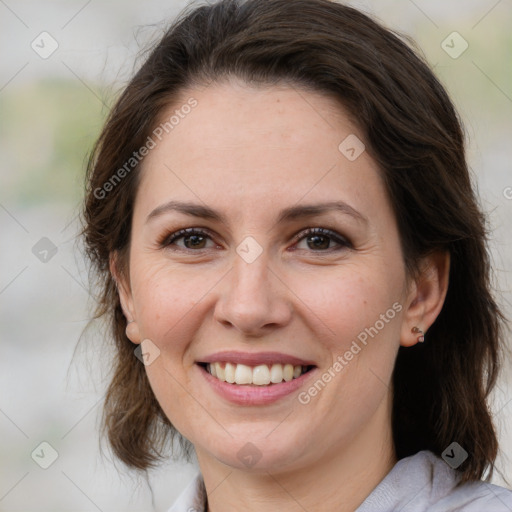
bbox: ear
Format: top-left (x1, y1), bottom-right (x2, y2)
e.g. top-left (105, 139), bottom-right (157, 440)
top-left (400, 250), bottom-right (450, 347)
top-left (109, 252), bottom-right (141, 344)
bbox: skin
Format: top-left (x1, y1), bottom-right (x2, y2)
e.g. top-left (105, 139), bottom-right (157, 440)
top-left (114, 79), bottom-right (450, 512)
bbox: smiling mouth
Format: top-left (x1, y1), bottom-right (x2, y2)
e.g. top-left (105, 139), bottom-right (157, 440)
top-left (198, 362), bottom-right (315, 386)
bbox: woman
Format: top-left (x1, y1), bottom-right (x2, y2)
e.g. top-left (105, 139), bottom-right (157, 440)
top-left (82, 0), bottom-right (512, 510)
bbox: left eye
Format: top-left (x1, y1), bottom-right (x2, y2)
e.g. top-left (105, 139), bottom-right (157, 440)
top-left (292, 227), bottom-right (351, 252)
top-left (160, 227), bottom-right (351, 252)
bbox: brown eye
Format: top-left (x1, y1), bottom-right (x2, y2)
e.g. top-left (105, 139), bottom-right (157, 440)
top-left (294, 227), bottom-right (351, 252)
top-left (305, 234), bottom-right (331, 250)
top-left (161, 228), bottom-right (216, 250)
top-left (181, 233), bottom-right (207, 249)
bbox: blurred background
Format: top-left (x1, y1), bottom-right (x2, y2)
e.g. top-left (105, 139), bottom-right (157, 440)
top-left (0, 0), bottom-right (511, 510)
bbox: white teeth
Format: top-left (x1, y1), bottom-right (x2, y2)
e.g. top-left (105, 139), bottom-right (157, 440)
top-left (283, 363), bottom-right (294, 382)
top-left (252, 365), bottom-right (271, 385)
top-left (206, 362), bottom-right (308, 385)
top-left (234, 364), bottom-right (253, 385)
top-left (225, 362), bottom-right (236, 383)
top-left (270, 363), bottom-right (283, 383)
top-left (216, 363), bottom-right (225, 381)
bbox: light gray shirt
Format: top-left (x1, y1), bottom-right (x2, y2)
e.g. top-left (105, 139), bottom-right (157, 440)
top-left (168, 450), bottom-right (512, 511)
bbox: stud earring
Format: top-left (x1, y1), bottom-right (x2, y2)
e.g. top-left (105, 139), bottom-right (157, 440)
top-left (411, 326), bottom-right (425, 343)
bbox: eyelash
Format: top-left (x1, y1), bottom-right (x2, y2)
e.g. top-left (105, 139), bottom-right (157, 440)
top-left (158, 227), bottom-right (352, 253)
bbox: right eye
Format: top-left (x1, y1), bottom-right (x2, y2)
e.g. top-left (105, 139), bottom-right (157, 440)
top-left (159, 228), bottom-right (219, 251)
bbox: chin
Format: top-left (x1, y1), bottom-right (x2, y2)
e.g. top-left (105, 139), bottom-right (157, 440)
top-left (196, 425), bottom-right (311, 473)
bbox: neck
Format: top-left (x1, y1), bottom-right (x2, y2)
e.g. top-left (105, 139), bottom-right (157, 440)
top-left (197, 393), bottom-right (396, 512)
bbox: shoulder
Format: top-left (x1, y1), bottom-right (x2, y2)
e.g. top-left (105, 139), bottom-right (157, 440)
top-left (357, 450), bottom-right (512, 512)
top-left (167, 471), bottom-right (206, 512)
top-left (443, 480), bottom-right (512, 511)
top-left (168, 453), bottom-right (512, 512)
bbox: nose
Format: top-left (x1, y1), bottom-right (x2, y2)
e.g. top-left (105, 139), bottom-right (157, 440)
top-left (213, 250), bottom-right (292, 336)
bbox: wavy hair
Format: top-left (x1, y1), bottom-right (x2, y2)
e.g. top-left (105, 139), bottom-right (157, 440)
top-left (81, 0), bottom-right (507, 482)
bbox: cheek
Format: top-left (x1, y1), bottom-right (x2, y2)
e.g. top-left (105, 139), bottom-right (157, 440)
top-left (295, 266), bottom-right (402, 420)
top-left (130, 261), bottom-right (213, 436)
top-left (291, 261), bottom-right (404, 414)
top-left (130, 259), bottom-right (214, 352)
top-left (289, 262), bottom-right (402, 349)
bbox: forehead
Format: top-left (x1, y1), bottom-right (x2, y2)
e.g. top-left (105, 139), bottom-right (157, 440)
top-left (135, 81), bottom-right (387, 223)
top-left (157, 80), bottom-right (356, 157)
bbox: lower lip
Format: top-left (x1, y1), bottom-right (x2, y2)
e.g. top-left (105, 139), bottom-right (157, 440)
top-left (197, 364), bottom-right (317, 405)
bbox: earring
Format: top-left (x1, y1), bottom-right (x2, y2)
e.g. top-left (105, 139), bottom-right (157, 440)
top-left (411, 326), bottom-right (425, 343)
top-left (125, 320), bottom-right (141, 343)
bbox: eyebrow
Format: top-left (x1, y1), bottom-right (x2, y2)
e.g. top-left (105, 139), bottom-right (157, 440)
top-left (145, 199), bottom-right (368, 225)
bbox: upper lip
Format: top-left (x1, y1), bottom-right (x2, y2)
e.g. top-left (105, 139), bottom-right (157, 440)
top-left (197, 351), bottom-right (317, 367)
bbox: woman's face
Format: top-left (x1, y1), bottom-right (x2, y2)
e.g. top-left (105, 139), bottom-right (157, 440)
top-left (119, 81), bottom-right (415, 473)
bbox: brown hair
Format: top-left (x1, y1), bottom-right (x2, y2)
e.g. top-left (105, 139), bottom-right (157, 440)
top-left (82, 0), bottom-right (507, 481)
